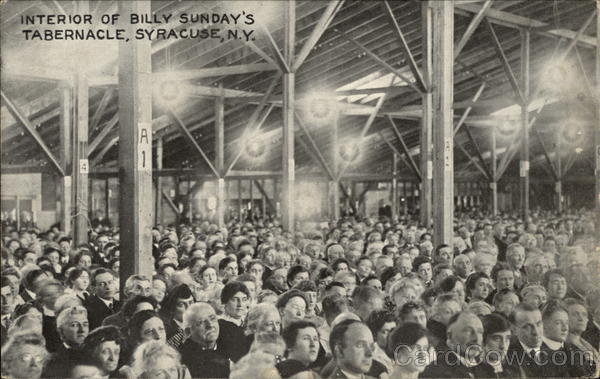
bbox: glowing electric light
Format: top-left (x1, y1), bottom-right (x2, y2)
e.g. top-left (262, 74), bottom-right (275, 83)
top-left (157, 80), bottom-right (181, 104)
top-left (562, 126), bottom-right (583, 145)
top-left (245, 137), bottom-right (266, 158)
top-left (574, 147), bottom-right (583, 154)
top-left (339, 141), bottom-right (360, 162)
top-left (496, 120), bottom-right (518, 138)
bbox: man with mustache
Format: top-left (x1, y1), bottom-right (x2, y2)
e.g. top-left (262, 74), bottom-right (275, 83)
top-left (180, 302), bottom-right (231, 378)
top-left (422, 311), bottom-right (484, 378)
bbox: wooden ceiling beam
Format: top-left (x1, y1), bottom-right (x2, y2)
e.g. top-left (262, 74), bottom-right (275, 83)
top-left (333, 28), bottom-right (422, 94)
top-left (484, 19), bottom-right (525, 105)
top-left (455, 2), bottom-right (597, 48)
top-left (294, 0), bottom-right (345, 72)
top-left (1, 90), bottom-right (64, 176)
top-left (167, 108), bottom-right (219, 178)
top-left (381, 0), bottom-right (427, 92)
top-left (454, 0), bottom-right (493, 59)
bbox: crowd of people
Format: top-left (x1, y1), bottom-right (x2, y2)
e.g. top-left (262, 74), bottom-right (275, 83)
top-left (0, 208), bottom-right (599, 378)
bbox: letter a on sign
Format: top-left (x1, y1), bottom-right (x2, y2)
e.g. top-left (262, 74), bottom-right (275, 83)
top-left (138, 123), bottom-right (151, 172)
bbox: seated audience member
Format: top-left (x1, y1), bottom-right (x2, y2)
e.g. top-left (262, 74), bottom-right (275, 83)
top-left (520, 284), bottom-right (548, 309)
top-left (422, 311), bottom-right (483, 378)
top-left (506, 302), bottom-right (547, 377)
top-left (1, 331), bottom-right (48, 379)
top-left (319, 294), bottom-right (349, 354)
top-left (437, 275), bottom-right (466, 304)
top-left (564, 298), bottom-right (599, 378)
top-left (102, 294), bottom-right (157, 333)
top-left (159, 284), bottom-right (194, 341)
top-left (541, 300), bottom-right (594, 377)
top-left (474, 313), bottom-right (522, 378)
top-left (467, 301), bottom-right (494, 317)
top-left (582, 303), bottom-right (600, 352)
top-left (64, 268), bottom-right (90, 302)
top-left (43, 305), bottom-right (89, 378)
top-left (122, 310), bottom-right (166, 364)
top-left (67, 360), bottom-right (105, 379)
top-left (276, 321), bottom-right (320, 378)
top-left (493, 289), bottom-right (520, 318)
top-left (180, 303), bottom-right (231, 378)
top-left (398, 301), bottom-right (428, 328)
top-left (427, 294), bottom-right (461, 350)
top-left (129, 341), bottom-right (190, 379)
top-left (277, 289), bottom-right (308, 329)
top-left (85, 268), bottom-right (120, 331)
top-left (387, 323), bottom-right (430, 378)
top-left (506, 243), bottom-right (529, 288)
top-left (352, 285), bottom-right (385, 321)
top-left (218, 281), bottom-right (251, 362)
top-left (412, 256), bottom-right (433, 288)
top-left (36, 279), bottom-right (64, 352)
top-left (324, 319), bottom-right (383, 379)
top-left (465, 272), bottom-right (491, 303)
top-left (366, 309), bottom-right (396, 373)
top-left (80, 325), bottom-right (122, 378)
top-left (390, 280), bottom-right (419, 310)
top-left (231, 351), bottom-right (280, 379)
top-left (453, 254), bottom-right (473, 281)
top-left (524, 254), bottom-right (549, 285)
top-left (543, 269), bottom-right (568, 301)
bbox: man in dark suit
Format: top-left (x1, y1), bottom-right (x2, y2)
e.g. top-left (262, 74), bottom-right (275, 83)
top-left (1, 277), bottom-right (14, 344)
top-left (582, 305), bottom-right (600, 351)
top-left (324, 319), bottom-right (377, 379)
top-left (505, 302), bottom-right (546, 378)
top-left (84, 268), bottom-right (120, 331)
top-left (179, 302), bottom-right (231, 378)
top-left (474, 313), bottom-right (523, 378)
top-left (422, 311), bottom-right (483, 379)
top-left (43, 305), bottom-right (89, 378)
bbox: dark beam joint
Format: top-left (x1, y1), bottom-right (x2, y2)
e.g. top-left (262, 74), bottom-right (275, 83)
top-left (382, 0), bottom-right (427, 92)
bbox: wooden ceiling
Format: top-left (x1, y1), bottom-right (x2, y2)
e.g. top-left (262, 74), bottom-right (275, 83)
top-left (1, 0), bottom-right (597, 183)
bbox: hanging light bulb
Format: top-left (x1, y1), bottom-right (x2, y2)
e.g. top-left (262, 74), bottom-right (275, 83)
top-left (339, 140), bottom-right (360, 162)
top-left (158, 80), bottom-right (180, 103)
top-left (496, 119), bottom-right (518, 138)
top-left (245, 136), bottom-right (266, 158)
top-left (561, 125), bottom-right (583, 145)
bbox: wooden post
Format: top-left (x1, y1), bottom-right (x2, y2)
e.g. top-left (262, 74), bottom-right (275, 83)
top-left (330, 110), bottom-right (340, 221)
top-left (420, 1), bottom-right (433, 228)
top-left (105, 178), bottom-right (110, 224)
top-left (595, 4), bottom-right (600, 241)
top-left (262, 179), bottom-right (267, 218)
top-left (72, 72), bottom-right (89, 245)
top-left (519, 29), bottom-right (530, 221)
top-left (215, 85), bottom-right (226, 227)
top-left (281, 0), bottom-right (296, 232)
top-left (238, 179), bottom-right (243, 221)
top-left (392, 153), bottom-right (399, 217)
top-left (490, 124), bottom-right (498, 215)
top-left (249, 180), bottom-right (254, 218)
top-left (555, 125), bottom-right (563, 213)
top-left (431, 0), bottom-right (454, 247)
top-left (118, 0), bottom-right (153, 283)
top-left (155, 137), bottom-right (163, 225)
top-left (59, 85), bottom-right (72, 235)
